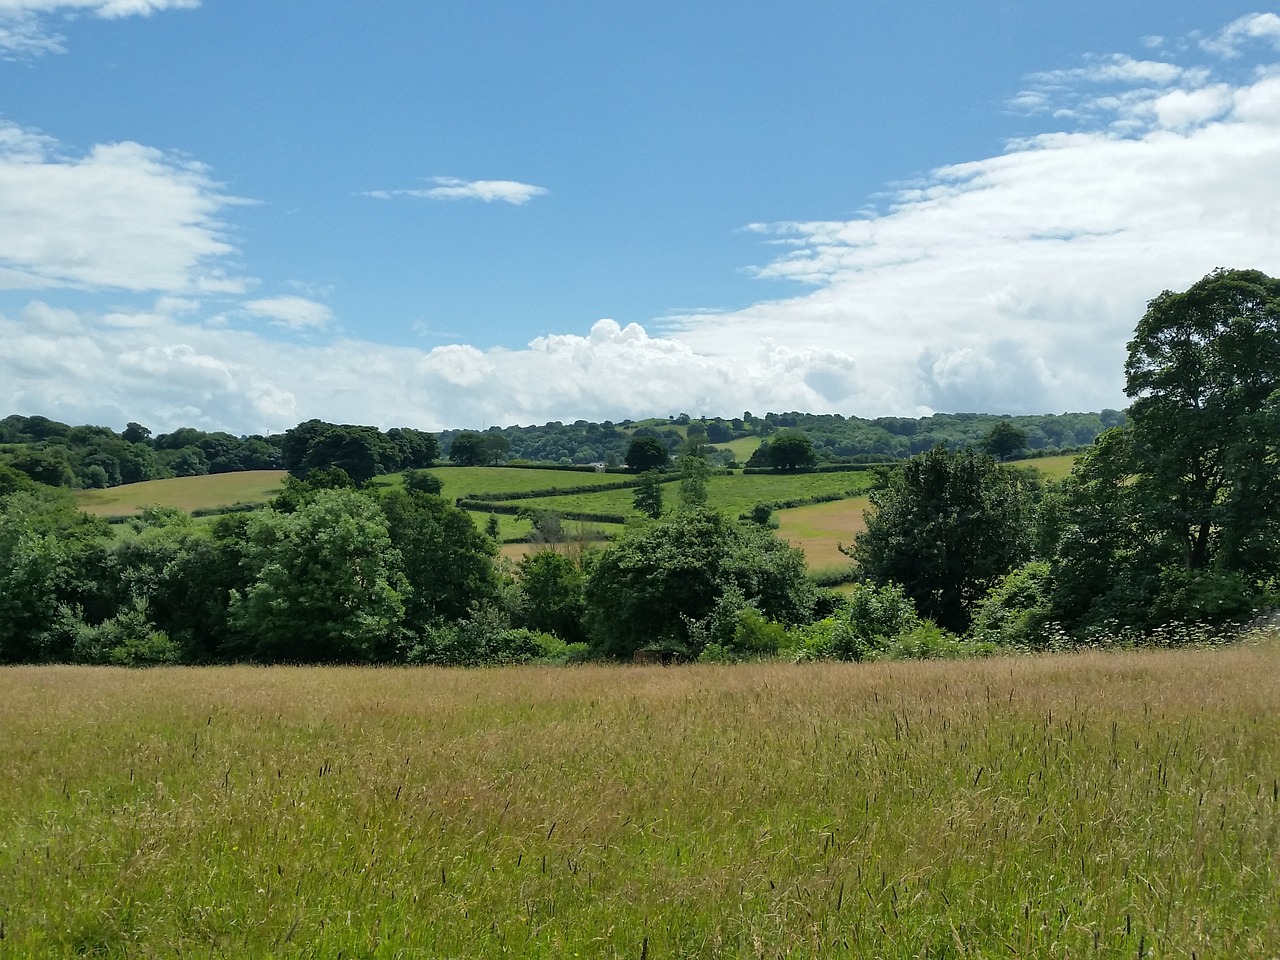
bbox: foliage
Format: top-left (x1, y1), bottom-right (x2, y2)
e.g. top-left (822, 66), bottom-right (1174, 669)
top-left (584, 508), bottom-right (815, 659)
top-left (512, 549), bottom-right (588, 644)
top-left (983, 421), bottom-right (1028, 460)
top-left (676, 451), bottom-right (710, 508)
top-left (851, 446), bottom-right (1038, 631)
top-left (379, 488), bottom-right (500, 628)
top-left (969, 560), bottom-right (1057, 648)
top-left (766, 432), bottom-right (818, 470)
top-left (230, 488), bottom-right (409, 662)
top-left (624, 435), bottom-right (669, 471)
top-left (402, 467), bottom-right (444, 494)
top-left (792, 581), bottom-right (923, 662)
top-left (1124, 267), bottom-right (1280, 575)
top-left (632, 469), bottom-right (664, 518)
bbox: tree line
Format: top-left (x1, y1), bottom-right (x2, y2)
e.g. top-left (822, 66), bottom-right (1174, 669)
top-left (0, 268), bottom-right (1274, 666)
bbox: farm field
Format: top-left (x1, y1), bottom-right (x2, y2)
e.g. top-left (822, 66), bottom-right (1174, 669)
top-left (775, 495), bottom-right (872, 572)
top-left (521, 470), bottom-right (877, 521)
top-left (3, 644), bottom-right (1279, 958)
top-left (74, 470), bottom-right (287, 516)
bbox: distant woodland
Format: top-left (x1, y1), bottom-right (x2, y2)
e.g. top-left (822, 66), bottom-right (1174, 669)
top-left (0, 407), bottom-right (1121, 490)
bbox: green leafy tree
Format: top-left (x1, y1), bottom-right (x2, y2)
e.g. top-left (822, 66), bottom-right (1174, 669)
top-left (513, 550), bottom-right (588, 644)
top-left (983, 422), bottom-right (1028, 460)
top-left (378, 488), bottom-right (499, 628)
top-left (768, 432), bottom-right (817, 470)
top-left (632, 469), bottom-right (664, 519)
top-left (449, 431), bottom-right (488, 466)
top-left (585, 508), bottom-right (815, 659)
top-left (676, 451), bottom-right (710, 508)
top-left (850, 446), bottom-right (1037, 631)
top-left (1124, 267), bottom-right (1280, 575)
top-left (230, 489), bottom-right (409, 662)
top-left (625, 436), bottom-right (669, 471)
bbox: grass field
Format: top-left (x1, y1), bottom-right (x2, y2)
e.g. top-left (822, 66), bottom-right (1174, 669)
top-left (3, 644), bottom-right (1279, 958)
top-left (521, 470), bottom-right (876, 521)
top-left (775, 495), bottom-right (871, 572)
top-left (74, 471), bottom-right (288, 516)
top-left (1019, 453), bottom-right (1076, 481)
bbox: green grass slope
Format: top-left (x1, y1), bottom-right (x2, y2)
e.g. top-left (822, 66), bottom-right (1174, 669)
top-left (3, 646), bottom-right (1278, 956)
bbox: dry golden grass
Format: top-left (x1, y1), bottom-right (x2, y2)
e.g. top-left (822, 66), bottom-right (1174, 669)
top-left (3, 644), bottom-right (1279, 957)
top-left (775, 495), bottom-right (871, 571)
top-left (74, 471), bottom-right (288, 516)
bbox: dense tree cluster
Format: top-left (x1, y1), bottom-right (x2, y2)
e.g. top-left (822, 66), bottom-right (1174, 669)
top-left (0, 416), bottom-right (282, 488)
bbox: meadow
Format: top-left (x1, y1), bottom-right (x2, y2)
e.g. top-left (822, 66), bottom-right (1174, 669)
top-left (3, 642), bottom-right (1278, 958)
top-left (74, 471), bottom-right (288, 517)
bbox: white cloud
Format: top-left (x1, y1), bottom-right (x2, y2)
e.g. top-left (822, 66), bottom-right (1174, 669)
top-left (1201, 12), bottom-right (1280, 59)
top-left (663, 69), bottom-right (1280, 417)
top-left (243, 296), bottom-right (333, 330)
top-left (1029, 53), bottom-right (1188, 88)
top-left (0, 0), bottom-right (199, 57)
top-left (4, 13), bottom-right (1280, 433)
top-left (0, 122), bottom-right (245, 293)
top-left (367, 177), bottom-right (548, 205)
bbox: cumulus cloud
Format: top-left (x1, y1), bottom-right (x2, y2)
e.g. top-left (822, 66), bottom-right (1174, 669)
top-left (242, 296), bottom-right (333, 330)
top-left (0, 0), bottom-right (199, 57)
top-left (0, 121), bottom-right (245, 293)
top-left (366, 177), bottom-right (548, 205)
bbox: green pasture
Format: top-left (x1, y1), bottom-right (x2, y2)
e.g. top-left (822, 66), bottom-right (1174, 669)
top-left (4, 644), bottom-right (1279, 957)
top-left (519, 470), bottom-right (876, 520)
top-left (401, 466), bottom-right (626, 502)
top-left (74, 470), bottom-right (287, 517)
top-left (1021, 453), bottom-right (1076, 481)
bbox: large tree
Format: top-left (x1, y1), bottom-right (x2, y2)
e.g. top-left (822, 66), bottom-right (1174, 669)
top-left (624, 436), bottom-right (669, 471)
top-left (1123, 267), bottom-right (1280, 575)
top-left (767, 432), bottom-right (817, 470)
top-left (850, 446), bottom-right (1038, 631)
top-left (585, 508), bottom-right (815, 659)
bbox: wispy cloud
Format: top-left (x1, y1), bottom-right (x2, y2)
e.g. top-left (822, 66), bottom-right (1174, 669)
top-left (366, 177), bottom-right (548, 205)
top-left (0, 0), bottom-right (199, 57)
top-left (243, 295), bottom-right (333, 331)
top-left (1201, 12), bottom-right (1280, 59)
top-left (0, 121), bottom-right (246, 293)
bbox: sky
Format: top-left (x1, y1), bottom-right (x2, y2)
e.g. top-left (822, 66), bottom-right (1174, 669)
top-left (1, 2), bottom-right (1279, 435)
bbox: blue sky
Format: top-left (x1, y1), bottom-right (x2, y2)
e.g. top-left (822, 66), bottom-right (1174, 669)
top-left (2, 2), bottom-right (1279, 433)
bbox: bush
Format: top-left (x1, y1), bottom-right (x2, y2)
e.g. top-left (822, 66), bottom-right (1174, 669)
top-left (969, 561), bottom-right (1056, 648)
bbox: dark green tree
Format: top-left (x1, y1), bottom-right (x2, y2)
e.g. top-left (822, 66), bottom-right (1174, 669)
top-left (449, 431), bottom-right (487, 466)
top-left (585, 508), bottom-right (815, 659)
top-left (767, 432), bottom-right (817, 470)
top-left (513, 549), bottom-right (587, 644)
top-left (1124, 267), bottom-right (1280, 575)
top-left (378, 488), bottom-right (500, 627)
top-left (625, 436), bottom-right (669, 472)
top-left (230, 489), bottom-right (409, 662)
top-left (983, 422), bottom-right (1028, 460)
top-left (850, 446), bottom-right (1038, 632)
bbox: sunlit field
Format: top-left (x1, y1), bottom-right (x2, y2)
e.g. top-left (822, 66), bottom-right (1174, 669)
top-left (4, 643), bottom-right (1279, 957)
top-left (775, 495), bottom-right (872, 572)
top-left (74, 470), bottom-right (288, 516)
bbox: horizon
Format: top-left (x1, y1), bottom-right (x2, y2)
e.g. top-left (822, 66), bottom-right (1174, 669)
top-left (2, 3), bottom-right (1279, 434)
